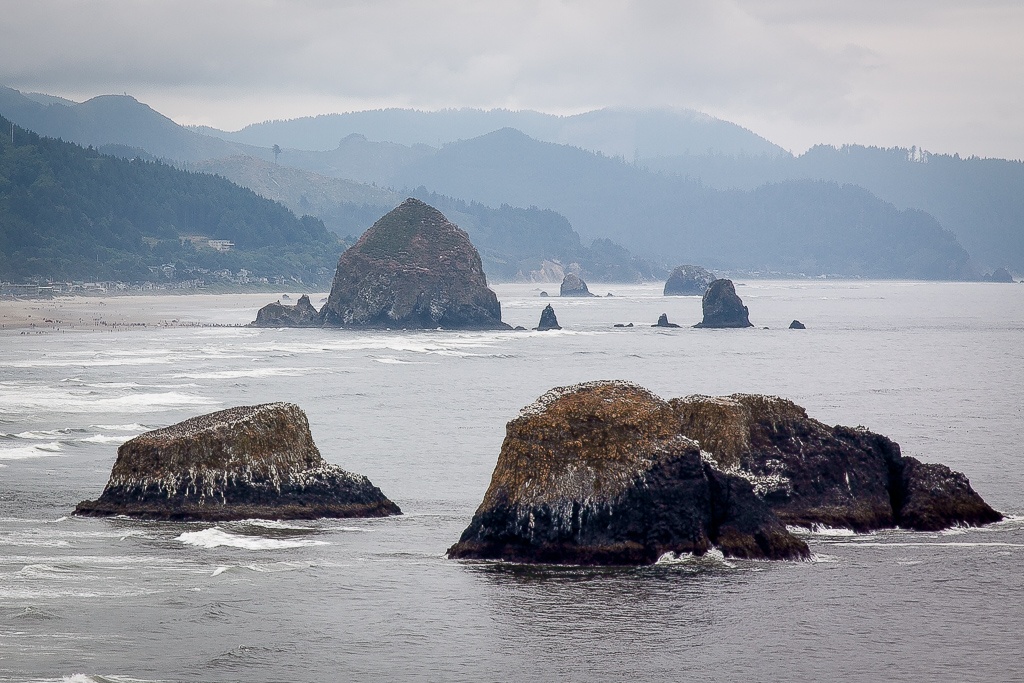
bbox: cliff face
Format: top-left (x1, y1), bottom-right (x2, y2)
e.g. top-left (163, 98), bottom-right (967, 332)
top-left (75, 403), bottom-right (400, 521)
top-left (694, 279), bottom-right (753, 328)
top-left (319, 198), bottom-right (509, 329)
top-left (448, 381), bottom-right (809, 564)
top-left (670, 394), bottom-right (1001, 532)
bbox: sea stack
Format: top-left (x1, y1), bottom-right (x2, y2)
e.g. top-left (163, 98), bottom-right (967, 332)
top-left (252, 294), bottom-right (322, 327)
top-left (652, 313), bottom-right (681, 328)
top-left (560, 273), bottom-right (595, 297)
top-left (448, 381), bottom-right (809, 565)
top-left (789, 320), bottom-right (806, 329)
top-left (75, 403), bottom-right (401, 521)
top-left (694, 279), bottom-right (753, 328)
top-left (664, 265), bottom-right (716, 296)
top-left (535, 304), bottom-right (561, 330)
top-left (670, 394), bottom-right (1001, 532)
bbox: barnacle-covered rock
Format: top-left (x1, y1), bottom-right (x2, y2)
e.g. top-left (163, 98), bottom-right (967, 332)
top-left (670, 394), bottom-right (1001, 532)
top-left (75, 403), bottom-right (400, 521)
top-left (448, 381), bottom-right (808, 565)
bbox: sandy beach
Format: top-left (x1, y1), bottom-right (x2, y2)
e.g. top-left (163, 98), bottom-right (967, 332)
top-left (0, 292), bottom-right (329, 333)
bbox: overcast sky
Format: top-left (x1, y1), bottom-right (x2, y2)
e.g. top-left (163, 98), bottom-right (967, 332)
top-left (2, 0), bottom-right (1022, 159)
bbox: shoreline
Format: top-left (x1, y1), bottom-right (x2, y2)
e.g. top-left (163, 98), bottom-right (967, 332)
top-left (0, 292), bottom-right (327, 332)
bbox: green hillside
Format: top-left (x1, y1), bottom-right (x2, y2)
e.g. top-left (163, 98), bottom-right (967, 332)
top-left (0, 116), bottom-right (342, 284)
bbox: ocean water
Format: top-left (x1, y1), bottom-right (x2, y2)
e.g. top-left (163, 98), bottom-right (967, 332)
top-left (1, 280), bottom-right (1022, 683)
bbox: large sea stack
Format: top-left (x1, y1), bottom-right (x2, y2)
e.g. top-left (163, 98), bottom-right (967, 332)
top-left (560, 273), bottom-right (595, 297)
top-left (448, 381), bottom-right (809, 565)
top-left (75, 403), bottom-right (401, 521)
top-left (694, 278), bottom-right (753, 328)
top-left (535, 304), bottom-right (561, 331)
top-left (671, 394), bottom-right (1001, 532)
top-left (664, 265), bottom-right (716, 296)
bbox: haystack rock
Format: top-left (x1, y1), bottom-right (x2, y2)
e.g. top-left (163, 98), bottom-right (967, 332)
top-left (535, 304), bottom-right (561, 331)
top-left (448, 381), bottom-right (809, 565)
top-left (789, 320), bottom-right (806, 329)
top-left (75, 403), bottom-right (401, 521)
top-left (664, 265), bottom-right (716, 296)
top-left (252, 294), bottom-right (322, 327)
top-left (560, 273), bottom-right (595, 297)
top-left (670, 394), bottom-right (1001, 532)
top-left (694, 279), bottom-right (753, 328)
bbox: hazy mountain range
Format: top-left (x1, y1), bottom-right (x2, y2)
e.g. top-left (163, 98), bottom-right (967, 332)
top-left (1, 84), bottom-right (1021, 281)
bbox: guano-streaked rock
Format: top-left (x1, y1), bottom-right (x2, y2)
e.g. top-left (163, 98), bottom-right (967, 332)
top-left (448, 381), bottom-right (809, 565)
top-left (75, 403), bottom-right (401, 521)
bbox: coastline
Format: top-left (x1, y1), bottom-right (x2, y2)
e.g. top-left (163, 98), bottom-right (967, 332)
top-left (0, 292), bottom-right (327, 332)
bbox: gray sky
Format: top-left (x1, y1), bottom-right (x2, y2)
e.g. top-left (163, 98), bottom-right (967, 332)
top-left (2, 0), bottom-right (1022, 159)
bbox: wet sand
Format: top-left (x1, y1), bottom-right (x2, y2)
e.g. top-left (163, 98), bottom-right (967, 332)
top-left (0, 292), bottom-right (328, 333)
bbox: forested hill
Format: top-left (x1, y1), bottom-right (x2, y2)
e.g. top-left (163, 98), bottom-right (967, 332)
top-left (0, 116), bottom-right (342, 284)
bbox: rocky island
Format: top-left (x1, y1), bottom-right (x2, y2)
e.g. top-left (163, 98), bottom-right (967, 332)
top-left (535, 304), bottom-right (561, 330)
top-left (449, 381), bottom-right (1001, 566)
top-left (559, 273), bottom-right (595, 297)
top-left (75, 403), bottom-right (401, 521)
top-left (694, 278), bottom-right (753, 328)
top-left (448, 381), bottom-right (810, 565)
top-left (664, 265), bottom-right (716, 296)
top-left (253, 198), bottom-right (510, 330)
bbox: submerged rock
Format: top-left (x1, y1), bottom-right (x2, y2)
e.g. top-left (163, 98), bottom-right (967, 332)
top-left (560, 273), bottom-right (595, 297)
top-left (694, 279), bottom-right (753, 328)
top-left (252, 294), bottom-right (322, 328)
top-left (448, 381), bottom-right (809, 565)
top-left (535, 304), bottom-right (561, 331)
top-left (652, 313), bottom-right (681, 328)
top-left (789, 320), bottom-right (806, 329)
top-left (670, 394), bottom-right (1001, 532)
top-left (664, 265), bottom-right (716, 296)
top-left (75, 403), bottom-right (401, 521)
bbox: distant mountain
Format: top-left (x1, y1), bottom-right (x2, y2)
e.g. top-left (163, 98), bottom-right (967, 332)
top-left (390, 129), bottom-right (973, 279)
top-left (190, 155), bottom-right (658, 281)
top-left (0, 86), bottom-right (260, 162)
top-left (644, 145), bottom-right (1024, 272)
top-left (197, 107), bottom-right (787, 158)
top-left (0, 115), bottom-right (341, 284)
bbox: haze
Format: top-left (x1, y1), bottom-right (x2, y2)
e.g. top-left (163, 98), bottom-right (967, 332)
top-left (1, 0), bottom-right (1023, 159)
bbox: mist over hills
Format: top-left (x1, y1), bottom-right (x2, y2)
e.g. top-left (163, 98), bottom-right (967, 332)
top-left (644, 146), bottom-right (1024, 272)
top-left (0, 115), bottom-right (341, 284)
top-left (1, 84), bottom-right (1019, 279)
top-left (195, 107), bottom-right (787, 159)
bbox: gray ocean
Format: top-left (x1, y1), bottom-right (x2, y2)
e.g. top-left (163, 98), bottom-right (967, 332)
top-left (1, 281), bottom-right (1022, 683)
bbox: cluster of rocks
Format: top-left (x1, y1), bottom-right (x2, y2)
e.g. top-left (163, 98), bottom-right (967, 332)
top-left (448, 381), bottom-right (1000, 565)
top-left (76, 403), bottom-right (400, 521)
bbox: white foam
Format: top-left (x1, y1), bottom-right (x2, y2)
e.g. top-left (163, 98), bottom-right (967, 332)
top-left (787, 524), bottom-right (858, 537)
top-left (0, 388), bottom-right (218, 415)
top-left (655, 548), bottom-right (736, 568)
top-left (80, 434), bottom-right (130, 444)
top-left (211, 566), bottom-right (229, 577)
top-left (244, 520), bottom-right (310, 531)
top-left (90, 423), bottom-right (151, 432)
top-left (833, 541), bottom-right (1024, 548)
top-left (170, 367), bottom-right (314, 379)
top-left (0, 442), bottom-right (64, 460)
top-left (176, 527), bottom-right (328, 550)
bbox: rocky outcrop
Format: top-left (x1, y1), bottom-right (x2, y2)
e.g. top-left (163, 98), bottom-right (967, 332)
top-left (789, 320), bottom-right (806, 329)
top-left (560, 273), bottom-right (595, 297)
top-left (652, 313), bottom-right (680, 328)
top-left (287, 198), bottom-right (508, 330)
top-left (670, 394), bottom-right (1001, 532)
top-left (664, 265), bottom-right (716, 296)
top-left (694, 279), bottom-right (753, 328)
top-left (535, 304), bottom-right (561, 331)
top-left (448, 381), bottom-right (809, 565)
top-left (75, 403), bottom-right (401, 521)
top-left (252, 294), bottom-right (322, 327)
top-left (982, 267), bottom-right (1014, 283)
